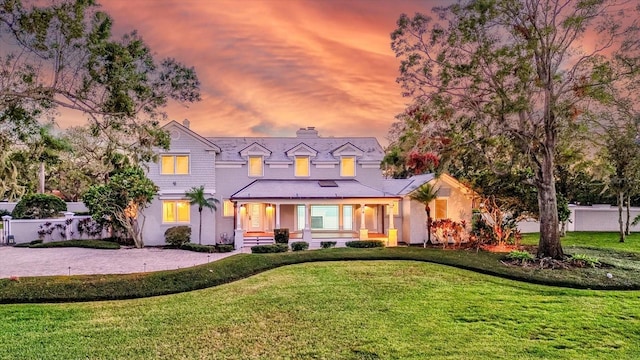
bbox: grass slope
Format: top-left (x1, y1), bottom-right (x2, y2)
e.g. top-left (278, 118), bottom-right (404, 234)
top-left (0, 261), bottom-right (638, 359)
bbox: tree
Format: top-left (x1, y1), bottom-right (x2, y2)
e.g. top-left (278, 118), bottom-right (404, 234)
top-left (185, 185), bottom-right (218, 245)
top-left (409, 182), bottom-right (439, 248)
top-left (391, 0), bottom-right (639, 259)
top-left (82, 166), bottom-right (157, 248)
top-left (0, 0), bottom-right (199, 191)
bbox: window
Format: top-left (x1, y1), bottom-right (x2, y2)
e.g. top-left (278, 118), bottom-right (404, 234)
top-left (161, 155), bottom-right (189, 175)
top-left (223, 200), bottom-right (234, 217)
top-left (340, 156), bottom-right (355, 177)
top-left (435, 199), bottom-right (447, 220)
top-left (297, 205), bottom-right (306, 230)
top-left (343, 205), bottom-right (353, 230)
top-left (295, 156), bottom-right (309, 177)
top-left (248, 156), bottom-right (263, 177)
top-left (163, 200), bottom-right (190, 223)
top-left (311, 205), bottom-right (339, 230)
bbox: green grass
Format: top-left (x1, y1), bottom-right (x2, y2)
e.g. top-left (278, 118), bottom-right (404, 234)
top-left (522, 232), bottom-right (640, 253)
top-left (2, 247), bottom-right (640, 304)
top-left (0, 261), bottom-right (638, 359)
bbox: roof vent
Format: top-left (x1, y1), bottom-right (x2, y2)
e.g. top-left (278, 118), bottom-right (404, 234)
top-left (182, 119), bottom-right (190, 129)
top-left (296, 126), bottom-right (319, 138)
top-left (318, 180), bottom-right (338, 187)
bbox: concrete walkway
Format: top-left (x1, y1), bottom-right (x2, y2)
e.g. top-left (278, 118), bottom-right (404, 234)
top-left (0, 247), bottom-right (241, 278)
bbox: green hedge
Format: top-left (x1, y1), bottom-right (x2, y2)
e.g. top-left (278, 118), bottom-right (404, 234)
top-left (291, 241), bottom-right (309, 251)
top-left (0, 247), bottom-right (639, 304)
top-left (320, 241), bottom-right (337, 249)
top-left (251, 244), bottom-right (288, 254)
top-left (17, 239), bottom-right (120, 249)
top-left (345, 240), bottom-right (384, 248)
top-left (179, 243), bottom-right (235, 253)
top-left (165, 226), bottom-right (191, 247)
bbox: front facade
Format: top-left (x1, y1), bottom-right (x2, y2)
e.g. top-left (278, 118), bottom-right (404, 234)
top-left (142, 121), bottom-right (474, 247)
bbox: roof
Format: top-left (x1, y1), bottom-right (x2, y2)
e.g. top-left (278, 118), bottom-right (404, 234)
top-left (207, 136), bottom-right (384, 164)
top-left (382, 173), bottom-right (436, 196)
top-left (230, 179), bottom-right (399, 200)
top-left (163, 120), bottom-right (221, 152)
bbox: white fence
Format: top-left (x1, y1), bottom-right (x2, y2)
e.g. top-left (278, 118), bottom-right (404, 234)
top-left (2, 213), bottom-right (109, 245)
top-left (517, 204), bottom-right (640, 233)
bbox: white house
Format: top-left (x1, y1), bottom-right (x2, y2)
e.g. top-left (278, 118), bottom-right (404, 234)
top-left (141, 120), bottom-right (476, 247)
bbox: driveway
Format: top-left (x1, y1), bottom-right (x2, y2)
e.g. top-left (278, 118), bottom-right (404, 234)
top-left (0, 247), bottom-right (241, 278)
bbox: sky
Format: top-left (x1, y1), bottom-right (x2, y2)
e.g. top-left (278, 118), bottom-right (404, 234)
top-left (92, 0), bottom-right (444, 144)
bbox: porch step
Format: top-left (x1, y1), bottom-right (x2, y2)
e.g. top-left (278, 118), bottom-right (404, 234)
top-left (243, 237), bottom-right (275, 247)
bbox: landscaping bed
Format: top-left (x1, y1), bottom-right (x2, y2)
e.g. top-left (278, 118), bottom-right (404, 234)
top-left (1, 246), bottom-right (639, 304)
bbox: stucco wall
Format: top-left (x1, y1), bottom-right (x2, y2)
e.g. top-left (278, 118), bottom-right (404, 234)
top-left (517, 205), bottom-right (640, 233)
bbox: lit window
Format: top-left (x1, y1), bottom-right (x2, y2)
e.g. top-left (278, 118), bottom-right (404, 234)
top-left (295, 156), bottom-right (309, 177)
top-left (248, 156), bottom-right (263, 177)
top-left (161, 155), bottom-right (189, 175)
top-left (163, 200), bottom-right (190, 223)
top-left (341, 156), bottom-right (355, 177)
top-left (223, 200), bottom-right (234, 217)
top-left (435, 199), bottom-right (447, 220)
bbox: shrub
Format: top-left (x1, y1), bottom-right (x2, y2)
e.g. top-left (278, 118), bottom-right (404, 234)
top-left (291, 241), bottom-right (309, 251)
top-left (216, 244), bottom-right (235, 253)
top-left (345, 240), bottom-right (384, 248)
top-left (165, 226), bottom-right (192, 247)
top-left (320, 241), bottom-right (337, 249)
top-left (181, 243), bottom-right (215, 253)
top-left (274, 228), bottom-right (290, 244)
top-left (28, 240), bottom-right (120, 249)
top-left (571, 254), bottom-right (600, 268)
top-left (12, 194), bottom-right (67, 219)
top-left (251, 244), bottom-right (288, 254)
top-left (505, 250), bottom-right (534, 264)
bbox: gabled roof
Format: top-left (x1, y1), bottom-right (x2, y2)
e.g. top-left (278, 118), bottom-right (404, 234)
top-left (208, 135), bottom-right (384, 164)
top-left (239, 142), bottom-right (271, 157)
top-left (285, 142), bottom-right (318, 157)
top-left (382, 173), bottom-right (476, 197)
top-left (162, 120), bottom-right (221, 153)
top-left (331, 142), bottom-right (364, 157)
top-left (231, 179), bottom-right (399, 200)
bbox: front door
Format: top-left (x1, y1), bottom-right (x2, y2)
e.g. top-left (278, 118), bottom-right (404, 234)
top-left (247, 204), bottom-right (263, 232)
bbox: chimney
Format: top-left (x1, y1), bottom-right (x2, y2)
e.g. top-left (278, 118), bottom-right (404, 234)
top-left (182, 119), bottom-right (190, 129)
top-left (296, 126), bottom-right (319, 138)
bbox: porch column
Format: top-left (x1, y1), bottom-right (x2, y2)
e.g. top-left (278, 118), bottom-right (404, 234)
top-left (275, 203), bottom-right (281, 229)
top-left (388, 202), bottom-right (397, 246)
top-left (303, 203), bottom-right (311, 241)
top-left (359, 203), bottom-right (368, 240)
top-left (234, 202), bottom-right (244, 249)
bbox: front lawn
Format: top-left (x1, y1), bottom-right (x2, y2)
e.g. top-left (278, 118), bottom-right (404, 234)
top-left (0, 261), bottom-right (638, 359)
top-left (522, 232), bottom-right (640, 253)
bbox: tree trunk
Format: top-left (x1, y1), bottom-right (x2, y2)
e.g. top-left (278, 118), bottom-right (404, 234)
top-left (425, 206), bottom-right (431, 248)
top-left (198, 210), bottom-right (203, 245)
top-left (625, 194), bottom-right (631, 236)
top-left (38, 162), bottom-right (45, 193)
top-left (618, 191), bottom-right (625, 242)
top-left (536, 149), bottom-right (563, 259)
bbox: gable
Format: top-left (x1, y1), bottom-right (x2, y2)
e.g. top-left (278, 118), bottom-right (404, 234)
top-left (163, 120), bottom-right (220, 152)
top-left (331, 142), bottom-right (364, 157)
top-left (239, 142), bottom-right (271, 157)
top-left (285, 142), bottom-right (318, 157)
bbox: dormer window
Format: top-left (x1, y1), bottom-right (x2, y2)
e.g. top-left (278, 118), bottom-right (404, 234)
top-left (340, 156), bottom-right (355, 177)
top-left (295, 156), bottom-right (310, 177)
top-left (248, 156), bottom-right (263, 177)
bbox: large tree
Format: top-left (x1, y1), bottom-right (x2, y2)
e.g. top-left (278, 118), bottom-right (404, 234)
top-left (391, 0), bottom-right (639, 259)
top-left (0, 0), bottom-right (199, 183)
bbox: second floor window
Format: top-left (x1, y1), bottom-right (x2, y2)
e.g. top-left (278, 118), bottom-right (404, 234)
top-left (248, 156), bottom-right (263, 177)
top-left (295, 156), bottom-right (309, 177)
top-left (161, 155), bottom-right (189, 175)
top-left (340, 156), bottom-right (355, 177)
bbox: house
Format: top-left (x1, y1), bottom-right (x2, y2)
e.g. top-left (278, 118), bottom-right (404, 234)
top-left (141, 120), bottom-right (475, 247)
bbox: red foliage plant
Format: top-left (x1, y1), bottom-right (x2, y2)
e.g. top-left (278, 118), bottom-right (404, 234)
top-left (407, 151), bottom-right (440, 175)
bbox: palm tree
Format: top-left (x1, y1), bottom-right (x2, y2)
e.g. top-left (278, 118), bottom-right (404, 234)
top-left (409, 182), bottom-right (439, 248)
top-left (185, 185), bottom-right (219, 245)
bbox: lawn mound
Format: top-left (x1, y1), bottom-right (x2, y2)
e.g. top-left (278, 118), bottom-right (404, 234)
top-left (0, 247), bottom-right (639, 304)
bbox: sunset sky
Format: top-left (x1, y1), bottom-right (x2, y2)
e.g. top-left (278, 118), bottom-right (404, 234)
top-left (95, 0), bottom-right (445, 144)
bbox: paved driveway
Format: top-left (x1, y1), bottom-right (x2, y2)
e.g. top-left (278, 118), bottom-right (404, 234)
top-left (0, 247), bottom-right (240, 278)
